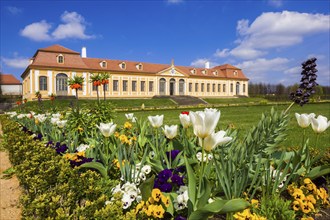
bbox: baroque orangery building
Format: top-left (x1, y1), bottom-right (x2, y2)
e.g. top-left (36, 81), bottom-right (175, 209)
top-left (21, 45), bottom-right (248, 100)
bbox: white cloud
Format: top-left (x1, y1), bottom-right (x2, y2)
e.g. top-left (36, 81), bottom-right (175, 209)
top-left (20, 11), bottom-right (94, 41)
top-left (20, 20), bottom-right (52, 41)
top-left (268, 0), bottom-right (283, 8)
top-left (284, 66), bottom-right (301, 74)
top-left (214, 48), bottom-right (230, 58)
top-left (190, 58), bottom-right (209, 67)
top-left (167, 0), bottom-right (184, 4)
top-left (228, 11), bottom-right (330, 60)
top-left (235, 57), bottom-right (290, 82)
top-left (6, 6), bottom-right (23, 15)
top-left (1, 57), bottom-right (29, 69)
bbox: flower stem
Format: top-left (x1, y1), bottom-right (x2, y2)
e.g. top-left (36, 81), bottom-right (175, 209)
top-left (283, 101), bottom-right (295, 115)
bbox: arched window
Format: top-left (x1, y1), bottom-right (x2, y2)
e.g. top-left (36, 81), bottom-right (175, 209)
top-left (57, 54), bottom-right (64, 63)
top-left (179, 79), bottom-right (185, 95)
top-left (39, 76), bottom-right (47, 91)
top-left (159, 78), bottom-right (166, 95)
top-left (236, 82), bottom-right (240, 95)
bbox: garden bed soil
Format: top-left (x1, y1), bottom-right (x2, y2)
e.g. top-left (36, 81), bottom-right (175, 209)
top-left (0, 122), bottom-right (21, 220)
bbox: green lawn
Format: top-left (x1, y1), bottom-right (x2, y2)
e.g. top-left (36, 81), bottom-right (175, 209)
top-left (114, 102), bottom-right (330, 151)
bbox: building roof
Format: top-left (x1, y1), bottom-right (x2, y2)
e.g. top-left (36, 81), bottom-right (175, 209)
top-left (0, 74), bottom-right (21, 85)
top-left (22, 44), bottom-right (249, 81)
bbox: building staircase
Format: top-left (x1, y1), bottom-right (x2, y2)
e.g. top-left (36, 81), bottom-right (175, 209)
top-left (154, 95), bottom-right (207, 106)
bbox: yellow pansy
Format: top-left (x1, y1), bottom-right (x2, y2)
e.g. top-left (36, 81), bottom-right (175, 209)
top-left (153, 204), bottom-right (165, 219)
top-left (124, 121), bottom-right (133, 129)
top-left (161, 195), bottom-right (170, 207)
top-left (292, 200), bottom-right (300, 211)
top-left (151, 188), bottom-right (162, 202)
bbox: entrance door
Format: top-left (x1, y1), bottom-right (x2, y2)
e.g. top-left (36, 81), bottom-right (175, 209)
top-left (236, 82), bottom-right (240, 95)
top-left (56, 73), bottom-right (68, 96)
top-left (170, 78), bottom-right (175, 96)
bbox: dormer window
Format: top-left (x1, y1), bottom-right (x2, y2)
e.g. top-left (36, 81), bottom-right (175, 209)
top-left (100, 61), bottom-right (107, 68)
top-left (190, 69), bottom-right (196, 74)
top-left (213, 71), bottom-right (218, 76)
top-left (57, 54), bottom-right (64, 64)
top-left (233, 70), bottom-right (238, 76)
top-left (202, 69), bottom-right (207, 75)
top-left (136, 63), bottom-right (143, 70)
top-left (119, 62), bottom-right (126, 70)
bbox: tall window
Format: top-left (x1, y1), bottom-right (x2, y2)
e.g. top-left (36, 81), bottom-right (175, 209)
top-left (92, 83), bottom-right (97, 91)
top-left (123, 80), bottom-right (128, 91)
top-left (57, 55), bottom-right (64, 63)
top-left (201, 83), bottom-right (204, 92)
top-left (39, 76), bottom-right (47, 91)
top-left (132, 81), bottom-right (137, 92)
top-left (104, 84), bottom-right (108, 91)
top-left (230, 83), bottom-right (233, 93)
top-left (195, 83), bottom-right (198, 92)
top-left (149, 81), bottom-right (154, 92)
top-left (213, 84), bottom-right (216, 92)
top-left (159, 78), bottom-right (166, 95)
top-left (189, 83), bottom-right (192, 92)
top-left (113, 80), bottom-right (118, 91)
top-left (179, 79), bottom-right (185, 95)
top-left (218, 84), bottom-right (221, 92)
top-left (141, 81), bottom-right (145, 92)
top-left (243, 84), bottom-right (246, 93)
top-left (223, 84), bottom-right (226, 93)
top-left (207, 83), bottom-right (210, 92)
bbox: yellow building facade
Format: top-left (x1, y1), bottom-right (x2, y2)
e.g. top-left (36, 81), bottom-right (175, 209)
top-left (21, 45), bottom-right (249, 100)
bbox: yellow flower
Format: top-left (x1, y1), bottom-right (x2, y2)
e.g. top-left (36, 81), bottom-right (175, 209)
top-left (135, 201), bottom-right (145, 214)
top-left (35, 119), bottom-right (39, 124)
top-left (287, 183), bottom-right (297, 195)
top-left (318, 188), bottom-right (330, 205)
top-left (301, 217), bottom-right (314, 220)
top-left (145, 204), bottom-right (155, 216)
top-left (64, 153), bottom-right (74, 160)
top-left (153, 204), bottom-right (165, 219)
top-left (293, 188), bottom-right (305, 200)
top-left (114, 131), bottom-right (120, 138)
top-left (77, 151), bottom-right (85, 157)
top-left (161, 195), bottom-right (170, 207)
top-left (292, 200), bottom-right (300, 211)
top-left (124, 121), bottom-right (133, 129)
top-left (233, 209), bottom-right (252, 220)
top-left (148, 197), bottom-right (155, 204)
top-left (251, 199), bottom-right (259, 208)
top-left (306, 194), bottom-right (316, 204)
top-left (300, 200), bottom-right (315, 214)
top-left (119, 134), bottom-right (128, 144)
top-left (304, 178), bottom-right (312, 185)
top-left (77, 127), bottom-right (83, 132)
top-left (151, 188), bottom-right (162, 202)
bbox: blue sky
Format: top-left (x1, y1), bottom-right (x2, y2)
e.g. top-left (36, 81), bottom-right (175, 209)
top-left (1, 0), bottom-right (329, 86)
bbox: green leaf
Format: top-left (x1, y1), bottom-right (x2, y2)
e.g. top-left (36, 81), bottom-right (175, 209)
top-left (139, 175), bottom-right (155, 201)
top-left (189, 198), bottom-right (250, 220)
top-left (185, 154), bottom-right (197, 212)
top-left (1, 167), bottom-right (15, 179)
top-left (197, 177), bottom-right (211, 209)
top-left (79, 162), bottom-right (108, 178)
top-left (306, 165), bottom-right (330, 180)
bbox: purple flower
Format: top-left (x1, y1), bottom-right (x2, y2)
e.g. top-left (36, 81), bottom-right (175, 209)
top-left (166, 150), bottom-right (181, 161)
top-left (56, 144), bottom-right (68, 154)
top-left (70, 157), bottom-right (93, 167)
top-left (158, 169), bottom-right (172, 183)
top-left (159, 182), bottom-right (172, 192)
top-left (171, 174), bottom-right (184, 186)
top-left (175, 216), bottom-right (187, 220)
top-left (33, 133), bottom-right (43, 140)
top-left (175, 166), bottom-right (186, 173)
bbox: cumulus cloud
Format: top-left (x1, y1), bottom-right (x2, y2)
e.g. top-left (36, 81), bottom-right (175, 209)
top-left (284, 66), bottom-right (301, 74)
top-left (6, 6), bottom-right (23, 15)
top-left (230, 11), bottom-right (330, 59)
top-left (1, 57), bottom-right (30, 69)
top-left (20, 20), bottom-right (52, 41)
top-left (235, 57), bottom-right (290, 82)
top-left (190, 58), bottom-right (218, 68)
top-left (20, 11), bottom-right (95, 41)
top-left (214, 48), bottom-right (230, 58)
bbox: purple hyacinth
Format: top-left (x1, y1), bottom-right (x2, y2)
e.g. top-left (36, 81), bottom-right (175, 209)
top-left (290, 57), bottom-right (318, 106)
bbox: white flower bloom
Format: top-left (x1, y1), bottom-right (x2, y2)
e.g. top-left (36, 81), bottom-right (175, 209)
top-left (126, 190), bottom-right (138, 202)
top-left (202, 130), bottom-right (232, 152)
top-left (173, 187), bottom-right (189, 210)
top-left (122, 193), bottom-right (132, 209)
top-left (125, 113), bottom-right (134, 120)
top-left (179, 113), bottom-right (191, 128)
top-left (196, 152), bottom-right (213, 162)
top-left (96, 122), bottom-right (117, 137)
top-left (76, 144), bottom-right (90, 152)
top-left (35, 114), bottom-right (47, 122)
top-left (189, 108), bottom-right (220, 138)
top-left (208, 198), bottom-right (215, 203)
top-left (163, 125), bottom-right (178, 139)
top-left (17, 114), bottom-right (26, 119)
top-left (149, 151), bottom-right (155, 159)
top-left (52, 113), bottom-right (61, 118)
top-left (207, 154), bottom-right (213, 161)
top-left (148, 115), bottom-right (164, 128)
top-left (121, 182), bottom-right (139, 193)
top-left (141, 165), bottom-right (151, 174)
top-left (111, 184), bottom-right (122, 195)
top-left (56, 120), bottom-right (67, 128)
top-left (139, 172), bottom-right (146, 181)
top-left (136, 195), bottom-right (142, 203)
top-left (295, 113), bottom-right (315, 128)
top-left (50, 117), bottom-right (59, 125)
top-left (105, 200), bottom-right (112, 205)
top-left (311, 115), bottom-right (330, 133)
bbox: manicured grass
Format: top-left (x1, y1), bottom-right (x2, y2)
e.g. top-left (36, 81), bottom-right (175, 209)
top-left (114, 102), bottom-right (330, 151)
top-left (203, 97), bottom-right (268, 104)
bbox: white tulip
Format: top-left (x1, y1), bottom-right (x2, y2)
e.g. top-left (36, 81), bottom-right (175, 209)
top-left (52, 113), bottom-right (61, 118)
top-left (35, 114), bottom-right (47, 123)
top-left (295, 113), bottom-right (315, 128)
top-left (148, 115), bottom-right (164, 128)
top-left (96, 122), bottom-right (117, 137)
top-left (56, 120), bottom-right (67, 128)
top-left (76, 144), bottom-right (90, 152)
top-left (163, 125), bottom-right (178, 139)
top-left (125, 113), bottom-right (134, 120)
top-left (202, 130), bottom-right (232, 152)
top-left (50, 117), bottom-right (59, 125)
top-left (311, 115), bottom-right (330, 133)
top-left (179, 113), bottom-right (191, 128)
top-left (189, 109), bottom-right (220, 139)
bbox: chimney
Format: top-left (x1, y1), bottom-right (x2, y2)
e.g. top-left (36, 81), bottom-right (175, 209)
top-left (205, 61), bottom-right (210, 69)
top-left (81, 47), bottom-right (87, 58)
